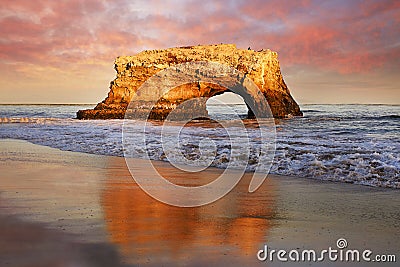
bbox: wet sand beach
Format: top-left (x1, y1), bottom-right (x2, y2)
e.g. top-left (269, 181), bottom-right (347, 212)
top-left (0, 139), bottom-right (399, 266)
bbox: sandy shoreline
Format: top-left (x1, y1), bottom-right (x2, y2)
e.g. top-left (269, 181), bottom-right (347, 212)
top-left (0, 139), bottom-right (399, 266)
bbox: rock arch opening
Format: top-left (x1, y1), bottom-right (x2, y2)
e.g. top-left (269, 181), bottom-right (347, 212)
top-left (206, 92), bottom-right (251, 120)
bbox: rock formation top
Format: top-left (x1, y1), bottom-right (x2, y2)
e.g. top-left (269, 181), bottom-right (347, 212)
top-left (77, 44), bottom-right (302, 119)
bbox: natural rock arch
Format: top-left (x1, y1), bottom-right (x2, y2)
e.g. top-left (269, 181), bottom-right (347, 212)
top-left (77, 44), bottom-right (302, 120)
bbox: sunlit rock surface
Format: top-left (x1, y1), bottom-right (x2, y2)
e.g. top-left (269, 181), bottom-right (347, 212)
top-left (77, 44), bottom-right (302, 120)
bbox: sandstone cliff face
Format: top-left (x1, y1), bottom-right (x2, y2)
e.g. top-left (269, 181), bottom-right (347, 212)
top-left (77, 44), bottom-right (302, 119)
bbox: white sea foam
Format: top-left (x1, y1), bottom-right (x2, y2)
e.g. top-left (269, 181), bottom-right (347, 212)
top-left (0, 104), bottom-right (399, 188)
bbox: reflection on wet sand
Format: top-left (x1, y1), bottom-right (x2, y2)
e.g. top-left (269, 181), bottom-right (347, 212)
top-left (102, 157), bottom-right (277, 266)
top-left (2, 140), bottom-right (399, 266)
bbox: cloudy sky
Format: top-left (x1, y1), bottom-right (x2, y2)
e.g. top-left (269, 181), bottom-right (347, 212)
top-left (0, 0), bottom-right (399, 104)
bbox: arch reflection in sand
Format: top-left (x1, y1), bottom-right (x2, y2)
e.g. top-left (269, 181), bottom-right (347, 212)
top-left (101, 157), bottom-right (277, 265)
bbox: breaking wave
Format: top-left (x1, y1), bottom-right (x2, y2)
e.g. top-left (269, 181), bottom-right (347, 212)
top-left (0, 104), bottom-right (399, 188)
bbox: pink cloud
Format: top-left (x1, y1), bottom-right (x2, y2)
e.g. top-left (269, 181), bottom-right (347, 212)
top-left (0, 0), bottom-right (399, 76)
top-left (238, 0), bottom-right (312, 20)
top-left (230, 0), bottom-right (400, 73)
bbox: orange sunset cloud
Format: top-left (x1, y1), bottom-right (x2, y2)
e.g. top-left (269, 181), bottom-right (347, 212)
top-left (0, 0), bottom-right (399, 104)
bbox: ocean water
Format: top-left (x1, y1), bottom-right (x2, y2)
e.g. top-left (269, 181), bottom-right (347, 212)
top-left (0, 104), bottom-right (399, 188)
